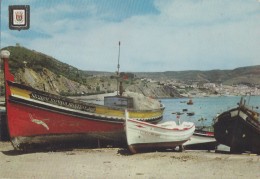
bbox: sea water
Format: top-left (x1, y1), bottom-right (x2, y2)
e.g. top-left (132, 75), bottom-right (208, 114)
top-left (160, 96), bottom-right (260, 126)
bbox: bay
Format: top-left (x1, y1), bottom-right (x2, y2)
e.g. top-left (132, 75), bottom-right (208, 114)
top-left (81, 94), bottom-right (260, 127)
top-left (160, 96), bottom-right (260, 126)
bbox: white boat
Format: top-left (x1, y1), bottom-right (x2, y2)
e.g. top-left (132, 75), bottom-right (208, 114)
top-left (125, 110), bottom-right (195, 154)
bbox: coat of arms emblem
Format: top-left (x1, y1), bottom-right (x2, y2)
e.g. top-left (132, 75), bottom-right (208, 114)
top-left (9, 5), bottom-right (30, 30)
top-left (13, 10), bottom-right (25, 25)
top-left (15, 11), bottom-right (23, 22)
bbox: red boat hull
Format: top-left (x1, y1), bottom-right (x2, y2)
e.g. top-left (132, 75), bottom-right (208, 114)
top-left (8, 101), bottom-right (124, 137)
top-left (7, 96), bottom-right (125, 149)
top-left (2, 50), bottom-right (126, 150)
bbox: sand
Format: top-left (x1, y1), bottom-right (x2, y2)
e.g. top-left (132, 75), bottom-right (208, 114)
top-left (0, 141), bottom-right (259, 178)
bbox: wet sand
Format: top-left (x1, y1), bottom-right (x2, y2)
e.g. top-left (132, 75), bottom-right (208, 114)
top-left (0, 141), bottom-right (259, 178)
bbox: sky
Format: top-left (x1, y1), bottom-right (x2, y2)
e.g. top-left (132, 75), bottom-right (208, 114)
top-left (1, 0), bottom-right (260, 72)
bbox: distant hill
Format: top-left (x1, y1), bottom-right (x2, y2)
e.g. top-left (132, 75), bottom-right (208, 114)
top-left (134, 66), bottom-right (260, 86)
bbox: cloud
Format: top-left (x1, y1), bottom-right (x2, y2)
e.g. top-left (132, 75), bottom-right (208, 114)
top-left (1, 0), bottom-right (260, 72)
top-left (154, 0), bottom-right (259, 25)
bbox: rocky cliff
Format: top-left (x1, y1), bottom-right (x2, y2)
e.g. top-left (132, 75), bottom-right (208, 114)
top-left (12, 67), bottom-right (180, 98)
top-left (0, 46), bottom-right (181, 98)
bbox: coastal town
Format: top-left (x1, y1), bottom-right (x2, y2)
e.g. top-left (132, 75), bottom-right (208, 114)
top-left (140, 78), bottom-right (260, 98)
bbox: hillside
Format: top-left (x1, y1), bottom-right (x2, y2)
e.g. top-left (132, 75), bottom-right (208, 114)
top-left (0, 46), bottom-right (180, 98)
top-left (0, 46), bottom-right (259, 98)
top-left (135, 66), bottom-right (260, 86)
top-left (3, 46), bottom-right (93, 84)
top-left (0, 46), bottom-right (117, 95)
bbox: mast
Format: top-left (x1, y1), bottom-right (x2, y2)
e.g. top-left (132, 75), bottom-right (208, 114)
top-left (117, 41), bottom-right (121, 95)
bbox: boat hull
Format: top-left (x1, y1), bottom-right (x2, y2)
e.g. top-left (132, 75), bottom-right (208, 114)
top-left (184, 131), bottom-right (217, 150)
top-left (7, 98), bottom-right (125, 150)
top-left (214, 107), bottom-right (260, 154)
top-left (128, 141), bottom-right (187, 153)
top-left (125, 118), bottom-right (195, 153)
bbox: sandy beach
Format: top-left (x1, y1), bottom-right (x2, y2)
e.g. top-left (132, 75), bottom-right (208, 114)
top-left (0, 141), bottom-right (259, 178)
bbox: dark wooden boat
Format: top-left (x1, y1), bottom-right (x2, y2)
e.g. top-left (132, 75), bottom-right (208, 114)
top-left (213, 98), bottom-right (260, 154)
top-left (0, 107), bottom-right (9, 141)
top-left (1, 50), bottom-right (164, 150)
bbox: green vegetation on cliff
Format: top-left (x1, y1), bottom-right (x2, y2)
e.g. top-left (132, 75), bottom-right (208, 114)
top-left (3, 46), bottom-right (90, 85)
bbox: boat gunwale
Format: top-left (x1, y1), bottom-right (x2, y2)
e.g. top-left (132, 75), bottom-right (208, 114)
top-left (9, 95), bottom-right (125, 123)
top-left (128, 118), bottom-right (195, 131)
top-left (215, 106), bottom-right (260, 130)
top-left (193, 132), bottom-right (214, 137)
top-left (7, 80), bottom-right (165, 113)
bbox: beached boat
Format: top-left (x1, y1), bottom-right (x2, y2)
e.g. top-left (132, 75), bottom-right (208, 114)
top-left (184, 127), bottom-right (217, 150)
top-left (213, 98), bottom-right (260, 154)
top-left (1, 50), bottom-right (164, 150)
top-left (125, 110), bottom-right (195, 154)
top-left (0, 107), bottom-right (9, 141)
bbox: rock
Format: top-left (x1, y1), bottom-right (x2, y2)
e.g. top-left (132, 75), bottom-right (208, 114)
top-left (123, 91), bottom-right (161, 110)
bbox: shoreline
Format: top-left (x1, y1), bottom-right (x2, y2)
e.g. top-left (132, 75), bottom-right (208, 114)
top-left (0, 141), bottom-right (259, 178)
top-left (70, 93), bottom-right (260, 101)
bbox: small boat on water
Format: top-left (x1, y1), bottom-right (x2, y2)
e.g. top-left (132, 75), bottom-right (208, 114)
top-left (184, 127), bottom-right (217, 150)
top-left (187, 99), bottom-right (193, 105)
top-left (187, 112), bottom-right (195, 116)
top-left (213, 97), bottom-right (260, 154)
top-left (1, 50), bottom-right (164, 150)
top-left (125, 110), bottom-right (195, 154)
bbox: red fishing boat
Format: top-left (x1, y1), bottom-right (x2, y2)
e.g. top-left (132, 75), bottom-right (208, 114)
top-left (1, 50), bottom-right (164, 150)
